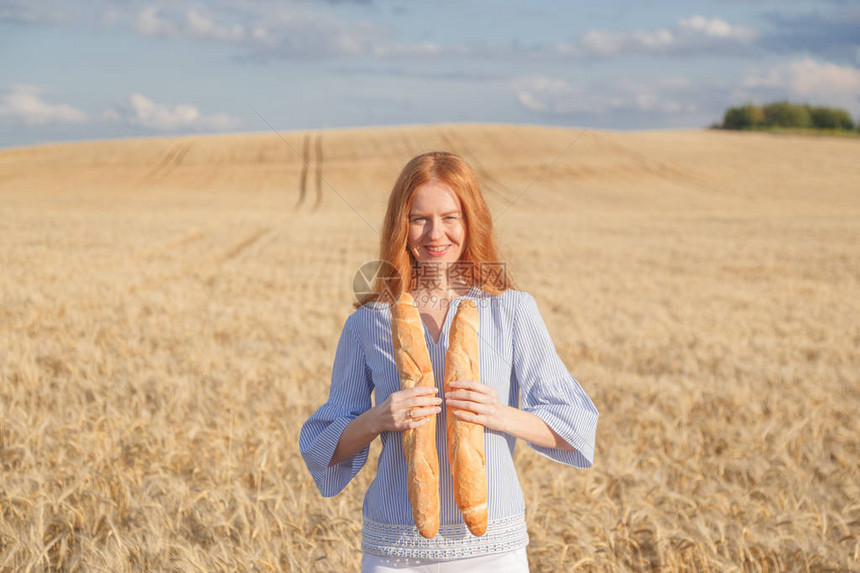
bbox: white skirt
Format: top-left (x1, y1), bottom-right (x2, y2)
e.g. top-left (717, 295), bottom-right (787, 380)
top-left (360, 547), bottom-right (529, 572)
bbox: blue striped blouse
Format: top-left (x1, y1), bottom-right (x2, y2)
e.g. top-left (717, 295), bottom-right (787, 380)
top-left (299, 287), bottom-right (598, 560)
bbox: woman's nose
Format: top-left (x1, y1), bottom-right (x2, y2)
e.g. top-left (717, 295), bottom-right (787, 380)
top-left (427, 219), bottom-right (444, 240)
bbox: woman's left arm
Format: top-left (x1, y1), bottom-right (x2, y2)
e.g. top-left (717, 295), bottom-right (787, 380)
top-left (446, 381), bottom-right (576, 451)
top-left (447, 292), bottom-right (598, 468)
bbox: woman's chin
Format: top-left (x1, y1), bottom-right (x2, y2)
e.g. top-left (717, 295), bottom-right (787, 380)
top-left (416, 258), bottom-right (458, 267)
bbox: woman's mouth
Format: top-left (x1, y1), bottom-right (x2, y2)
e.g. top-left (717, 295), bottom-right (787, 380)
top-left (424, 245), bottom-right (451, 257)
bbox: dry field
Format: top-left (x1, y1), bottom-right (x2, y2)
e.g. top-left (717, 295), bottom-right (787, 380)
top-left (0, 124), bottom-right (858, 572)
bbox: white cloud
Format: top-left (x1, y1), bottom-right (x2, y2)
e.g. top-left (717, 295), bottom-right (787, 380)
top-left (120, 93), bottom-right (244, 131)
top-left (133, 5), bottom-right (245, 43)
top-left (515, 76), bottom-right (697, 116)
top-left (127, 2), bottom-right (389, 59)
top-left (0, 85), bottom-right (88, 125)
top-left (739, 57), bottom-right (860, 114)
top-left (679, 15), bottom-right (756, 41)
top-left (0, 86), bottom-right (243, 132)
top-left (185, 7), bottom-right (245, 43)
top-left (515, 77), bottom-right (596, 114)
top-left (134, 6), bottom-right (178, 37)
top-left (40, 4), bottom-right (760, 65)
top-left (121, 6), bottom-right (756, 63)
top-left (576, 15), bottom-right (757, 58)
top-left (0, 86), bottom-right (244, 133)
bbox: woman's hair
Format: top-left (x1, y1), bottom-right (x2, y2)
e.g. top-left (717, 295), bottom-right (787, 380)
top-left (356, 151), bottom-right (513, 307)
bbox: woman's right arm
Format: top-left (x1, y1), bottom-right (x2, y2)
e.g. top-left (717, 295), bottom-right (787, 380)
top-left (300, 316), bottom-right (443, 496)
top-left (299, 318), bottom-right (375, 497)
top-left (330, 386), bottom-right (441, 465)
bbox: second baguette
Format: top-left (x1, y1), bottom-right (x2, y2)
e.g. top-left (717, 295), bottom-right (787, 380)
top-left (445, 299), bottom-right (488, 536)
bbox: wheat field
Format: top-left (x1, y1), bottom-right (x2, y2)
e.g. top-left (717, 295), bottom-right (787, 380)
top-left (0, 124), bottom-right (858, 572)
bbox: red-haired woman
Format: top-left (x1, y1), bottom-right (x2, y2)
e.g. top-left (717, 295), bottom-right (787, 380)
top-left (300, 152), bottom-right (598, 572)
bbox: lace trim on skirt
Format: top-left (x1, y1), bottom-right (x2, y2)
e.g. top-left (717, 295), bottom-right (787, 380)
top-left (361, 513), bottom-right (529, 561)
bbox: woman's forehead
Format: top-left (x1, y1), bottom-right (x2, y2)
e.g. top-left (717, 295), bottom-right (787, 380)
top-left (410, 180), bottom-right (461, 212)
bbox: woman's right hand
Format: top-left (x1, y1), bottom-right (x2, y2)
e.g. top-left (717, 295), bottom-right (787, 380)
top-left (372, 386), bottom-right (442, 433)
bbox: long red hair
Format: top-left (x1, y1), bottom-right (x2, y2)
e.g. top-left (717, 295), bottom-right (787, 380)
top-left (356, 151), bottom-right (513, 307)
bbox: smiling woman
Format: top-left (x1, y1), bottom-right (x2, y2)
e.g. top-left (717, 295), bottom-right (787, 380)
top-left (299, 151), bottom-right (599, 572)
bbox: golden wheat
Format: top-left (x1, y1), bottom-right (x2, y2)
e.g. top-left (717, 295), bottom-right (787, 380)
top-left (1, 125), bottom-right (858, 571)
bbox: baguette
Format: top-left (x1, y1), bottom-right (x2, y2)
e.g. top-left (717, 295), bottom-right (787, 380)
top-left (390, 292), bottom-right (440, 539)
top-left (445, 299), bottom-right (488, 536)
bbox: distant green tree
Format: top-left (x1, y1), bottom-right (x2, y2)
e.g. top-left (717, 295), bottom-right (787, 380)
top-left (722, 106), bottom-right (751, 129)
top-left (719, 100), bottom-right (856, 132)
top-left (810, 106), bottom-right (855, 130)
top-left (762, 101), bottom-right (813, 128)
top-left (748, 105), bottom-right (765, 126)
top-left (722, 104), bottom-right (764, 129)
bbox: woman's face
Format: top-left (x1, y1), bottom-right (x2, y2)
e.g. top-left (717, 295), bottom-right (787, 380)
top-left (407, 180), bottom-right (467, 267)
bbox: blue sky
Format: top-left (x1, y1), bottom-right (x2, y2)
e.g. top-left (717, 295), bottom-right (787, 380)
top-left (1, 0), bottom-right (859, 148)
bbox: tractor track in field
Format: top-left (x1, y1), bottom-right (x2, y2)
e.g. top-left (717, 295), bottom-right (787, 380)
top-left (313, 133), bottom-right (323, 211)
top-left (295, 133), bottom-right (323, 212)
top-left (219, 225), bottom-right (273, 262)
top-left (125, 223), bottom-right (276, 295)
top-left (144, 142), bottom-right (191, 180)
top-left (439, 129), bottom-right (517, 204)
top-left (296, 133), bottom-right (310, 211)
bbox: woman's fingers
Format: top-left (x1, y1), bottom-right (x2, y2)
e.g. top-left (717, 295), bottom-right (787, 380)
top-left (394, 406), bottom-right (440, 430)
top-left (445, 397), bottom-right (490, 414)
top-left (394, 385), bottom-right (440, 402)
top-left (445, 390), bottom-right (483, 402)
top-left (447, 380), bottom-right (495, 397)
top-left (445, 380), bottom-right (503, 430)
top-left (407, 405), bottom-right (442, 417)
top-left (381, 383), bottom-right (507, 433)
top-left (394, 387), bottom-right (440, 406)
top-left (403, 386), bottom-right (438, 397)
top-left (380, 386), bottom-right (442, 432)
top-left (410, 395), bottom-right (444, 407)
top-left (451, 409), bottom-right (482, 423)
top-left (445, 383), bottom-right (496, 405)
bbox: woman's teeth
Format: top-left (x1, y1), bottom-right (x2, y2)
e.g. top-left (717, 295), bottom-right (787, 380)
top-left (425, 245), bottom-right (450, 256)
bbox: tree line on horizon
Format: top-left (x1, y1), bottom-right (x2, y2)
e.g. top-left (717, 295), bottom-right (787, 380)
top-left (717, 101), bottom-right (857, 132)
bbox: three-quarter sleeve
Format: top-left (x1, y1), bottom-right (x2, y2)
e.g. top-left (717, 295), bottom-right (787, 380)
top-left (300, 315), bottom-right (374, 497)
top-left (511, 292), bottom-right (598, 468)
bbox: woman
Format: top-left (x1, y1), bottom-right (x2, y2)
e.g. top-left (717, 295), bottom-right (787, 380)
top-left (299, 151), bottom-right (598, 572)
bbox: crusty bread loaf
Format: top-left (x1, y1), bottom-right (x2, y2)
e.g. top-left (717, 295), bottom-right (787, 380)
top-left (444, 299), bottom-right (488, 536)
top-left (390, 292), bottom-right (440, 539)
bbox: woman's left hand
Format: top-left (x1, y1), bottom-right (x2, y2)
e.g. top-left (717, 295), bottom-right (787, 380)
top-left (445, 380), bottom-right (509, 433)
